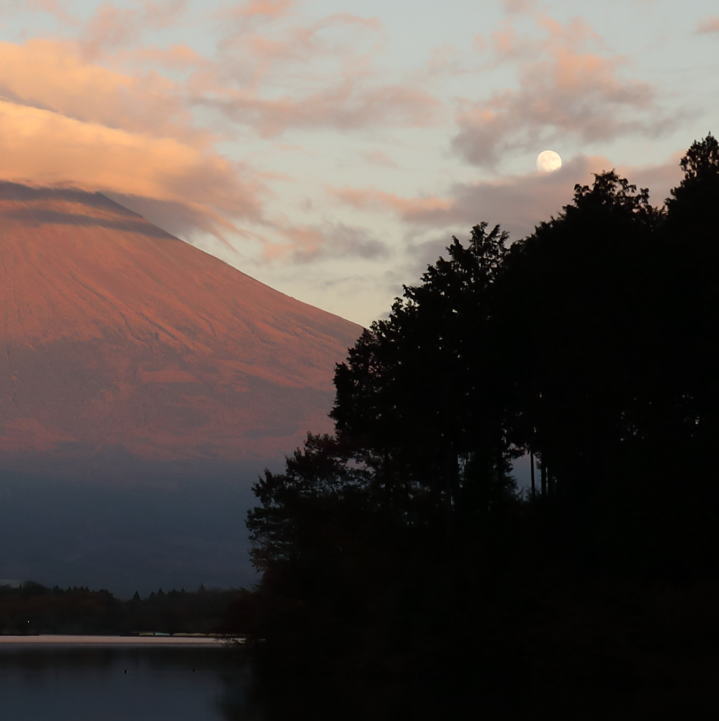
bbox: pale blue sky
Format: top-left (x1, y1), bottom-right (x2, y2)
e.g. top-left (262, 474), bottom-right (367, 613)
top-left (0, 0), bottom-right (717, 324)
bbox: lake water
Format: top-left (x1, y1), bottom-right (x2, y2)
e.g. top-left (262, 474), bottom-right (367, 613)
top-left (0, 636), bottom-right (473, 720)
top-left (0, 637), bottom-right (255, 721)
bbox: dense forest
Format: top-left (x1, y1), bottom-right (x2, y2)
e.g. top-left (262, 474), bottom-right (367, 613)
top-left (0, 582), bottom-right (249, 636)
top-left (245, 135), bottom-right (719, 716)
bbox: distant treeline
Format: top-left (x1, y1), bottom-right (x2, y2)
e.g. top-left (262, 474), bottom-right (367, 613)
top-left (244, 135), bottom-right (719, 717)
top-left (0, 582), bottom-right (253, 636)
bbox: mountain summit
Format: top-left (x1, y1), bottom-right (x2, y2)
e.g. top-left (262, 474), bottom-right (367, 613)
top-left (0, 182), bottom-right (360, 467)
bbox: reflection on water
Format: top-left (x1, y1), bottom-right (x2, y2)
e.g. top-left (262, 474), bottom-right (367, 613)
top-left (0, 642), bottom-right (254, 721)
top-left (0, 640), bottom-right (474, 721)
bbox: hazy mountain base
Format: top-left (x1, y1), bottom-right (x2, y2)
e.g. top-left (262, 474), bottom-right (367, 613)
top-left (0, 453), bottom-right (269, 595)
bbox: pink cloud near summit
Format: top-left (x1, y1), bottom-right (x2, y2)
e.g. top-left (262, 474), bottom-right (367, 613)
top-left (0, 99), bottom-right (262, 227)
top-left (0, 40), bottom-right (198, 140)
top-left (0, 38), bottom-right (263, 239)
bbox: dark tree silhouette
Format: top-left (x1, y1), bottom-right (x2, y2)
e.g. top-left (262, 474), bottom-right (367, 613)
top-left (246, 135), bottom-right (719, 714)
top-left (332, 223), bottom-right (516, 534)
top-left (248, 226), bottom-right (520, 670)
top-left (247, 434), bottom-right (386, 660)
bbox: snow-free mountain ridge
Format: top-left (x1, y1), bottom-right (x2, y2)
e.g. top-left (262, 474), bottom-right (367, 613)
top-left (0, 181), bottom-right (361, 467)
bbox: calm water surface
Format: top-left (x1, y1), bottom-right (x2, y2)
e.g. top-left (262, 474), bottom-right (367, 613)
top-left (0, 638), bottom-right (254, 721)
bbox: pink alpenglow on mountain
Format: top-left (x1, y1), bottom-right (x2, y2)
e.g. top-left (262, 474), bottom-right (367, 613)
top-left (0, 182), bottom-right (361, 467)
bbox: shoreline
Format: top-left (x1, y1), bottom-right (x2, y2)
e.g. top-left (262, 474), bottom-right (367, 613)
top-left (0, 634), bottom-right (240, 647)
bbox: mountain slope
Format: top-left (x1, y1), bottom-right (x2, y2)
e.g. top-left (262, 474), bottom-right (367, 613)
top-left (0, 182), bottom-right (361, 466)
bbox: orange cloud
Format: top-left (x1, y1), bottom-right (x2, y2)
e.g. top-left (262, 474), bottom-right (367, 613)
top-left (0, 98), bottom-right (262, 236)
top-left (332, 187), bottom-right (454, 217)
top-left (696, 16), bottom-right (719, 34)
top-left (0, 40), bottom-right (200, 141)
top-left (492, 27), bottom-right (522, 60)
top-left (0, 38), bottom-right (263, 239)
top-left (233, 0), bottom-right (295, 19)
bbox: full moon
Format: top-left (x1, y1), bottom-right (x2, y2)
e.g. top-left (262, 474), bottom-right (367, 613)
top-left (537, 150), bottom-right (562, 173)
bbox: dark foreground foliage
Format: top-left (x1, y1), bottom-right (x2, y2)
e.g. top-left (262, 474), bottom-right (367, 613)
top-left (0, 581), bottom-right (252, 635)
top-left (246, 135), bottom-right (719, 714)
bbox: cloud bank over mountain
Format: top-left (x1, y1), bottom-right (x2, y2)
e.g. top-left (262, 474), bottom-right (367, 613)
top-left (0, 0), bottom-right (715, 325)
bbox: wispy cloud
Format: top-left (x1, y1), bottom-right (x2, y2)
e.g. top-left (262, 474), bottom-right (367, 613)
top-left (264, 223), bottom-right (388, 263)
top-left (331, 187), bottom-right (454, 217)
top-left (24, 0), bottom-right (77, 24)
top-left (226, 0), bottom-right (295, 21)
top-left (199, 82), bottom-right (438, 137)
top-left (79, 0), bottom-right (188, 59)
top-left (502, 0), bottom-right (537, 14)
top-left (334, 152), bottom-right (683, 242)
top-left (195, 9), bottom-right (438, 135)
top-left (362, 150), bottom-right (398, 168)
top-left (455, 16), bottom-right (670, 167)
top-left (696, 16), bottom-right (719, 34)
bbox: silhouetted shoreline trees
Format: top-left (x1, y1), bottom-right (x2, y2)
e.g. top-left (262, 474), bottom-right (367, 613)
top-left (246, 135), bottom-right (719, 714)
top-left (0, 582), bottom-right (250, 636)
